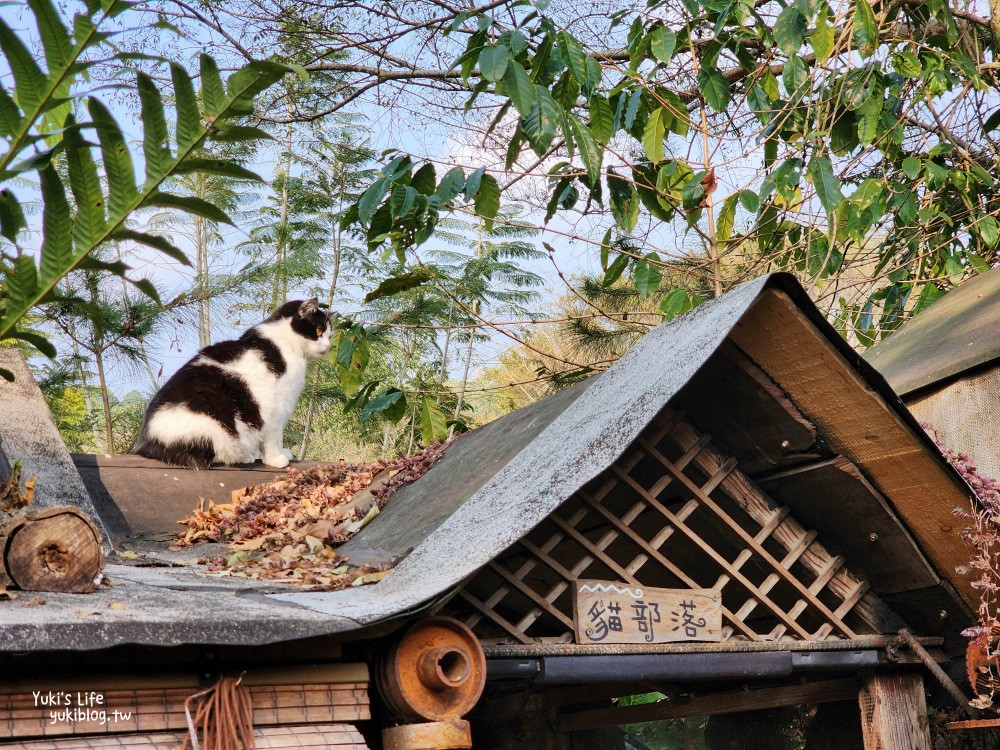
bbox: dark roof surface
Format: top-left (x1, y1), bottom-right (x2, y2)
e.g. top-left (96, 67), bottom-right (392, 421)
top-left (864, 268), bottom-right (1000, 396)
top-left (0, 273), bottom-right (975, 652)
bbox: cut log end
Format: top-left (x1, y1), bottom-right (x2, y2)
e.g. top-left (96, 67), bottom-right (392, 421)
top-left (2, 507), bottom-right (104, 593)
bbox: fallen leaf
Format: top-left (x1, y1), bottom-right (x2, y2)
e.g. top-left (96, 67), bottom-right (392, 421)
top-left (118, 551), bottom-right (140, 560)
top-left (75, 609), bottom-right (101, 617)
top-left (108, 602), bottom-right (126, 611)
top-left (21, 596), bottom-right (44, 607)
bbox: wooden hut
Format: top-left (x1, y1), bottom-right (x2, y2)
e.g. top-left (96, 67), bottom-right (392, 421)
top-left (0, 273), bottom-right (981, 750)
top-left (865, 267), bottom-right (1000, 482)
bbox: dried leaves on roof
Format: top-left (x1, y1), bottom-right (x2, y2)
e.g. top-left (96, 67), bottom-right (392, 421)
top-left (176, 441), bottom-right (450, 589)
top-left (1, 460), bottom-right (35, 517)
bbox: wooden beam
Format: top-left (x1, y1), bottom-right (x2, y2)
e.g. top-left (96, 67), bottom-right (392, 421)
top-left (858, 673), bottom-right (932, 750)
top-left (556, 678), bottom-right (859, 732)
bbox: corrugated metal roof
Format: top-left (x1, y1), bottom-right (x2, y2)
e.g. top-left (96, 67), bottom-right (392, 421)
top-left (0, 273), bottom-right (974, 652)
top-left (864, 268), bottom-right (1000, 396)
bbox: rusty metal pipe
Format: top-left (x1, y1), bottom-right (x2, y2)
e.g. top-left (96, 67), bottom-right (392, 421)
top-left (377, 616), bottom-right (486, 722)
top-left (898, 628), bottom-right (975, 718)
top-left (418, 646), bottom-right (472, 690)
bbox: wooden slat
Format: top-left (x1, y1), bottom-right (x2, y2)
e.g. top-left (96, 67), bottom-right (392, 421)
top-left (488, 561), bottom-right (575, 630)
top-left (579, 490), bottom-right (759, 640)
top-left (1, 724), bottom-right (370, 750)
top-left (639, 436), bottom-right (857, 638)
top-left (0, 684), bottom-right (369, 739)
top-left (457, 589), bottom-right (532, 645)
top-left (612, 464), bottom-right (812, 639)
top-left (669, 419), bottom-right (874, 622)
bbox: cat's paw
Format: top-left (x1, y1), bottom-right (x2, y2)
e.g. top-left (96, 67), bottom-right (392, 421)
top-left (280, 448), bottom-right (294, 461)
top-left (263, 453), bottom-right (290, 469)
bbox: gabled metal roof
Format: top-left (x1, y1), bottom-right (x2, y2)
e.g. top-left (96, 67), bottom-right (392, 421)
top-left (864, 268), bottom-right (1000, 396)
top-left (0, 273), bottom-right (976, 652)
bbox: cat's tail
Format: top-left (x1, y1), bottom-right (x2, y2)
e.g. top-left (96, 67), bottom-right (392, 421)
top-left (132, 435), bottom-right (215, 469)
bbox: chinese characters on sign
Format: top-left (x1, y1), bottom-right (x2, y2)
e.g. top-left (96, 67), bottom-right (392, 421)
top-left (573, 581), bottom-right (722, 644)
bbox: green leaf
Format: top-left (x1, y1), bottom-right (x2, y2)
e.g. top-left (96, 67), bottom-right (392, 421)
top-left (807, 155), bottom-right (843, 213)
top-left (0, 188), bottom-right (26, 242)
top-left (558, 31), bottom-right (589, 88)
top-left (603, 252), bottom-right (629, 287)
top-left (891, 51), bottom-right (921, 78)
top-left (411, 163), bottom-right (437, 195)
top-left (145, 191), bottom-right (234, 224)
top-left (28, 0), bottom-right (73, 72)
top-left (136, 73), bottom-right (171, 184)
top-left (172, 158), bottom-right (263, 182)
top-left (389, 184), bottom-right (417, 218)
top-left (650, 25), bottom-right (676, 64)
top-left (698, 67), bottom-right (732, 111)
top-left (812, 6), bottom-right (834, 62)
top-left (7, 328), bottom-right (55, 358)
top-left (658, 288), bottom-right (700, 319)
top-left (717, 193), bottom-right (738, 241)
top-left (199, 54), bottom-right (226, 116)
top-left (5, 256), bottom-right (38, 312)
top-left (479, 45), bottom-right (509, 83)
top-left (978, 214), bottom-right (999, 247)
top-left (0, 87), bottom-right (23, 138)
top-left (589, 94), bottom-right (614, 143)
top-left (643, 107), bottom-right (665, 163)
top-left (739, 189), bottom-right (760, 213)
top-left (170, 64), bottom-right (200, 152)
top-left (464, 166), bottom-right (484, 200)
top-left (853, 0), bottom-right (878, 56)
top-left (568, 115), bottom-right (602, 186)
top-left (901, 157), bottom-right (921, 180)
top-left (111, 228), bottom-right (190, 265)
top-left (599, 226), bottom-right (612, 270)
top-left (88, 98), bottom-right (137, 221)
top-left (503, 59), bottom-right (538, 116)
top-left (857, 97), bottom-right (882, 145)
top-left (357, 179), bottom-right (388, 224)
top-left (523, 85), bottom-right (561, 154)
top-left (63, 116), bottom-right (106, 248)
top-left (361, 389), bottom-right (406, 424)
top-left (912, 283), bottom-right (945, 315)
top-left (364, 269), bottom-right (433, 302)
top-left (634, 252), bottom-right (661, 298)
top-left (773, 6), bottom-right (807, 57)
top-left (38, 166), bottom-right (72, 282)
top-left (130, 278), bottom-right (161, 305)
top-left (607, 171), bottom-right (639, 233)
top-left (474, 173), bottom-right (501, 230)
top-left (419, 396), bottom-right (449, 443)
top-left (0, 18), bottom-right (47, 115)
top-left (435, 166), bottom-right (466, 202)
top-left (226, 60), bottom-right (291, 108)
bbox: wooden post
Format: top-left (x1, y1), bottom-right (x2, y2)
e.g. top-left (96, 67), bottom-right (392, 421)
top-left (858, 673), bottom-right (931, 750)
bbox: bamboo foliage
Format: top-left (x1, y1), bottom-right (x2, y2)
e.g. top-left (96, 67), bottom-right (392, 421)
top-left (0, 0), bottom-right (290, 378)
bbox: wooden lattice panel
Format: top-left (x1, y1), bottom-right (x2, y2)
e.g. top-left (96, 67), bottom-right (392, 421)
top-left (446, 411), bottom-right (877, 644)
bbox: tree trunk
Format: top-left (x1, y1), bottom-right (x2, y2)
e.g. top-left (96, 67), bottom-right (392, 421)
top-left (94, 347), bottom-right (114, 455)
top-left (272, 120), bottom-right (295, 311)
top-left (453, 302), bottom-right (477, 426)
top-left (298, 194), bottom-right (345, 461)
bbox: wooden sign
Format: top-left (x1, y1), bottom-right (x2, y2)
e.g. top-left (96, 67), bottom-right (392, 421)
top-left (573, 580), bottom-right (722, 644)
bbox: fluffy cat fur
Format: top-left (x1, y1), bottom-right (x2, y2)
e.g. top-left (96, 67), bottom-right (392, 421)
top-left (133, 298), bottom-right (333, 468)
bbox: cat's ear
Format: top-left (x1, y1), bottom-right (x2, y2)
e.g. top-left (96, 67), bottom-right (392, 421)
top-left (298, 298), bottom-right (319, 318)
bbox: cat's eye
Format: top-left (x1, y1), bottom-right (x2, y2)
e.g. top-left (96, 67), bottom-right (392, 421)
top-left (316, 327), bottom-right (324, 336)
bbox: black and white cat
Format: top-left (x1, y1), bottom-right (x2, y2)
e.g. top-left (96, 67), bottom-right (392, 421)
top-left (133, 298), bottom-right (333, 469)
